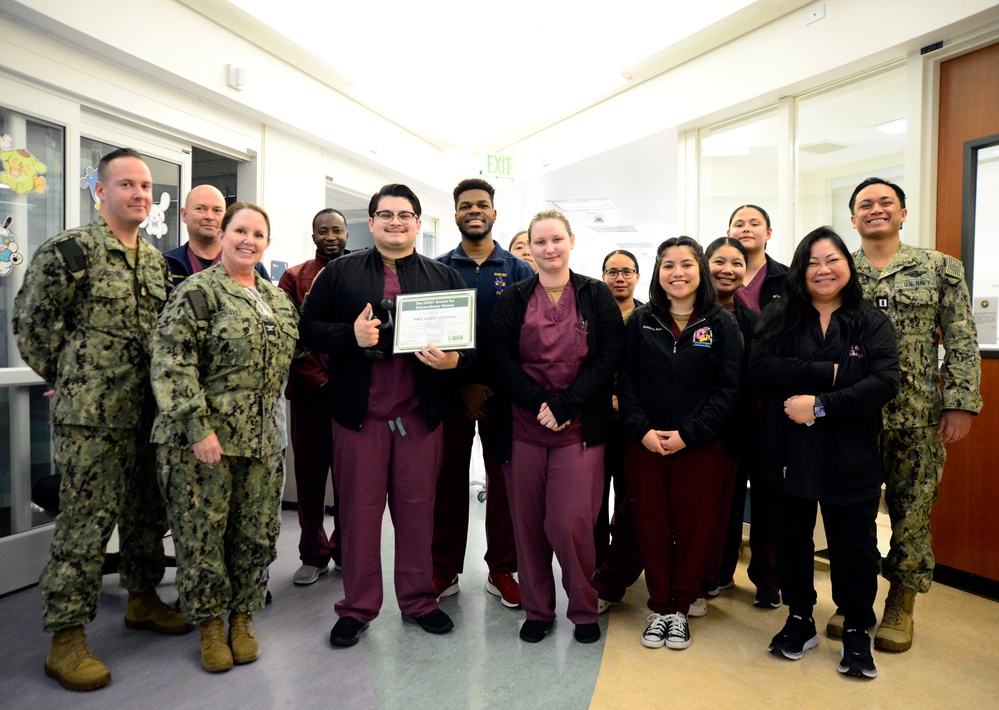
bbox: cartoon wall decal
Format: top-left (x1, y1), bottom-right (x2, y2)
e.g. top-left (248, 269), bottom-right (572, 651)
top-left (141, 191), bottom-right (171, 239)
top-left (0, 135), bottom-right (48, 195)
top-left (80, 165), bottom-right (100, 209)
top-left (0, 216), bottom-right (25, 277)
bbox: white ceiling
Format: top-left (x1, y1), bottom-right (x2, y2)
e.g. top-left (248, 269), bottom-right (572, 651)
top-left (225, 0), bottom-right (798, 153)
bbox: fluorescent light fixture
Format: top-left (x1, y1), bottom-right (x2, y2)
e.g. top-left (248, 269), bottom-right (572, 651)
top-left (702, 147), bottom-right (750, 157)
top-left (549, 199), bottom-right (616, 211)
top-left (589, 224), bottom-right (638, 233)
top-left (875, 118), bottom-right (907, 135)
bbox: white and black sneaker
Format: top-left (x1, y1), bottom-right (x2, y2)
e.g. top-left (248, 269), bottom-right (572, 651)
top-left (641, 613), bottom-right (670, 648)
top-left (838, 628), bottom-right (878, 679)
top-left (768, 614), bottom-right (819, 660)
top-left (665, 612), bottom-right (691, 650)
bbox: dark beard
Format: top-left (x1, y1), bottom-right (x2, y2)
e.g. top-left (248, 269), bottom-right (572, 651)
top-left (458, 225), bottom-right (491, 242)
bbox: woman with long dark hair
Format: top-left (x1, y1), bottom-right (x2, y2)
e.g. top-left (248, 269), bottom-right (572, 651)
top-left (751, 226), bottom-right (899, 679)
top-left (619, 236), bottom-right (741, 650)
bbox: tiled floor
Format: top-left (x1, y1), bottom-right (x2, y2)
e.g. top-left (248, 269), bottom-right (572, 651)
top-left (1, 495), bottom-right (997, 709)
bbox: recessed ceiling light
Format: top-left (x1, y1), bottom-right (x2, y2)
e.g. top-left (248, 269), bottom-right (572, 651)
top-left (875, 118), bottom-right (907, 135)
top-left (800, 141), bottom-right (848, 154)
top-left (549, 198), bottom-right (616, 211)
top-left (589, 224), bottom-right (638, 233)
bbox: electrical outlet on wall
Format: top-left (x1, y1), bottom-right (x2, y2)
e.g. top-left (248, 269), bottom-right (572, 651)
top-left (806, 3), bottom-right (826, 25)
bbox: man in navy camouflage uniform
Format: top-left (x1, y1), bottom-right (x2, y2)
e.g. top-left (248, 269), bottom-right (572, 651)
top-left (13, 148), bottom-right (189, 692)
top-left (826, 177), bottom-right (982, 652)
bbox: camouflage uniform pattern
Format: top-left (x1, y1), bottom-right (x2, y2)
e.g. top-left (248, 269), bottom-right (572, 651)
top-left (12, 219), bottom-right (171, 631)
top-left (853, 243), bottom-right (982, 592)
top-left (151, 265), bottom-right (298, 622)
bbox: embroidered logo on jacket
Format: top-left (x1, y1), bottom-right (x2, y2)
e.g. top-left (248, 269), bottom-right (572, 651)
top-left (494, 272), bottom-right (508, 293)
top-left (848, 345), bottom-right (863, 358)
top-left (692, 327), bottom-right (713, 347)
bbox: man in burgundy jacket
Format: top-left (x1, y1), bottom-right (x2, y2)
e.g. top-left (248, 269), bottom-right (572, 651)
top-left (278, 208), bottom-right (350, 585)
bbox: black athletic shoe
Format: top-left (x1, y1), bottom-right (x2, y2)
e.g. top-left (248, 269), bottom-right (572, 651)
top-left (402, 609), bottom-right (454, 635)
top-left (768, 614), bottom-right (819, 660)
top-left (754, 586), bottom-right (782, 609)
top-left (330, 616), bottom-right (369, 647)
top-left (520, 619), bottom-right (554, 643)
top-left (574, 622), bottom-right (601, 644)
top-left (838, 628), bottom-right (878, 679)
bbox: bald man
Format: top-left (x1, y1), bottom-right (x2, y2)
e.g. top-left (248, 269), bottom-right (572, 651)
top-left (164, 185), bottom-right (269, 292)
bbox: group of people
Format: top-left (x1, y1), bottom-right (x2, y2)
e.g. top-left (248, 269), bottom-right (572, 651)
top-left (12, 146), bottom-right (980, 692)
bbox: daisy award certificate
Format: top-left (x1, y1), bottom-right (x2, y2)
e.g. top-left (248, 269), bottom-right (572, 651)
top-left (393, 289), bottom-right (476, 353)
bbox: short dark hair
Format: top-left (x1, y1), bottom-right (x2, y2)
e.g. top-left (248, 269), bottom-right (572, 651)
top-left (453, 178), bottom-right (495, 208)
top-left (97, 147), bottom-right (143, 183)
top-left (728, 204), bottom-right (771, 230)
top-left (368, 184), bottom-right (421, 218)
top-left (848, 177), bottom-right (906, 213)
top-left (648, 236), bottom-right (716, 315)
top-left (221, 201), bottom-right (271, 238)
top-left (602, 249), bottom-right (639, 274)
top-left (312, 208), bottom-right (346, 233)
top-left (705, 236), bottom-right (748, 262)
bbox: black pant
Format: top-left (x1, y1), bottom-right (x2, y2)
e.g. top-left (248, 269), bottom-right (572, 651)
top-left (763, 477), bottom-right (880, 630)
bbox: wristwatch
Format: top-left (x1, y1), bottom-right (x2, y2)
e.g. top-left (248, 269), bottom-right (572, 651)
top-left (813, 400), bottom-right (826, 419)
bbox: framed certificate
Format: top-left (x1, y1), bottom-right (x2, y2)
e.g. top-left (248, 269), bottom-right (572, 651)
top-left (393, 289), bottom-right (476, 353)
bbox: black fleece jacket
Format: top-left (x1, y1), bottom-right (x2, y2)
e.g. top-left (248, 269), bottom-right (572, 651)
top-left (618, 301), bottom-right (742, 450)
top-left (750, 305), bottom-right (900, 503)
top-left (299, 247), bottom-right (471, 431)
top-left (484, 272), bottom-right (624, 463)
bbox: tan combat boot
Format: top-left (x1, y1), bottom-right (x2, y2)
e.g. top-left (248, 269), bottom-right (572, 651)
top-left (874, 583), bottom-right (916, 652)
top-left (125, 591), bottom-right (193, 634)
top-left (200, 618), bottom-right (234, 672)
top-left (228, 612), bottom-right (260, 664)
top-left (45, 626), bottom-right (111, 691)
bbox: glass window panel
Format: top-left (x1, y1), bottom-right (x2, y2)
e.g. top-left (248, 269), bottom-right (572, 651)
top-left (699, 108), bottom-right (779, 246)
top-left (79, 137), bottom-right (182, 252)
top-left (796, 65), bottom-right (907, 254)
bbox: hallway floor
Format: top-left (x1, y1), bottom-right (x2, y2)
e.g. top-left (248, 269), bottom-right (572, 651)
top-left (1, 497), bottom-right (997, 709)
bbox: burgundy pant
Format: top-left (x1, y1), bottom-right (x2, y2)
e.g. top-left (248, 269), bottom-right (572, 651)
top-left (332, 413), bottom-right (442, 622)
top-left (626, 438), bottom-right (726, 615)
top-left (711, 455), bottom-right (780, 591)
top-left (432, 402), bottom-right (517, 578)
top-left (701, 451), bottom-right (739, 591)
top-left (289, 399), bottom-right (340, 568)
top-left (504, 440), bottom-right (603, 624)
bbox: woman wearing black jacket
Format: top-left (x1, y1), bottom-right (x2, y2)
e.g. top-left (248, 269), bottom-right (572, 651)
top-left (751, 227), bottom-right (899, 680)
top-left (619, 236), bottom-right (741, 651)
top-left (486, 210), bottom-right (623, 645)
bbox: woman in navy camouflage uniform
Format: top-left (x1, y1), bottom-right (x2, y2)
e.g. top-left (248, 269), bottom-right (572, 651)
top-left (151, 202), bottom-right (298, 673)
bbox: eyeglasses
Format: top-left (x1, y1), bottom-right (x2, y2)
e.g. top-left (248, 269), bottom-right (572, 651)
top-left (373, 210), bottom-right (418, 222)
top-left (243, 286), bottom-right (274, 318)
top-left (603, 268), bottom-right (637, 278)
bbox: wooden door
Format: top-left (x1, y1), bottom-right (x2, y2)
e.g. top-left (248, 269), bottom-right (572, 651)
top-left (932, 41), bottom-right (999, 582)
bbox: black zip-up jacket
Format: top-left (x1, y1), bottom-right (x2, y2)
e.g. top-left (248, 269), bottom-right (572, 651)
top-left (758, 254), bottom-right (789, 309)
top-left (750, 306), bottom-right (900, 504)
top-left (618, 301), bottom-right (742, 449)
top-left (299, 247), bottom-right (470, 430)
top-left (484, 272), bottom-right (624, 463)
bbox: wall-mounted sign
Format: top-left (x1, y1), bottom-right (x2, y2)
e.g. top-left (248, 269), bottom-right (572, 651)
top-left (483, 153), bottom-right (515, 180)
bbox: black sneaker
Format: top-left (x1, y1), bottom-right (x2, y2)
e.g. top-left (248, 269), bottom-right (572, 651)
top-left (573, 622), bottom-right (601, 644)
top-left (665, 612), bottom-right (691, 650)
top-left (768, 614), bottom-right (819, 660)
top-left (330, 616), bottom-right (369, 647)
top-left (755, 586), bottom-right (782, 609)
top-left (402, 609), bottom-right (454, 635)
top-left (838, 628), bottom-right (878, 679)
top-left (520, 619), bottom-right (554, 643)
top-left (706, 579), bottom-right (735, 597)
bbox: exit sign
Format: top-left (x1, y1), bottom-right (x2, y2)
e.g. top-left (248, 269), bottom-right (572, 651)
top-left (483, 153), bottom-right (516, 179)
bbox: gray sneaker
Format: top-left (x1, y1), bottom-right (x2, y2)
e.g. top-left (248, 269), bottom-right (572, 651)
top-left (293, 564), bottom-right (330, 585)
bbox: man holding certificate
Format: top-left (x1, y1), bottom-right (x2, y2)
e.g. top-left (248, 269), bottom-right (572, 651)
top-left (300, 184), bottom-right (471, 648)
